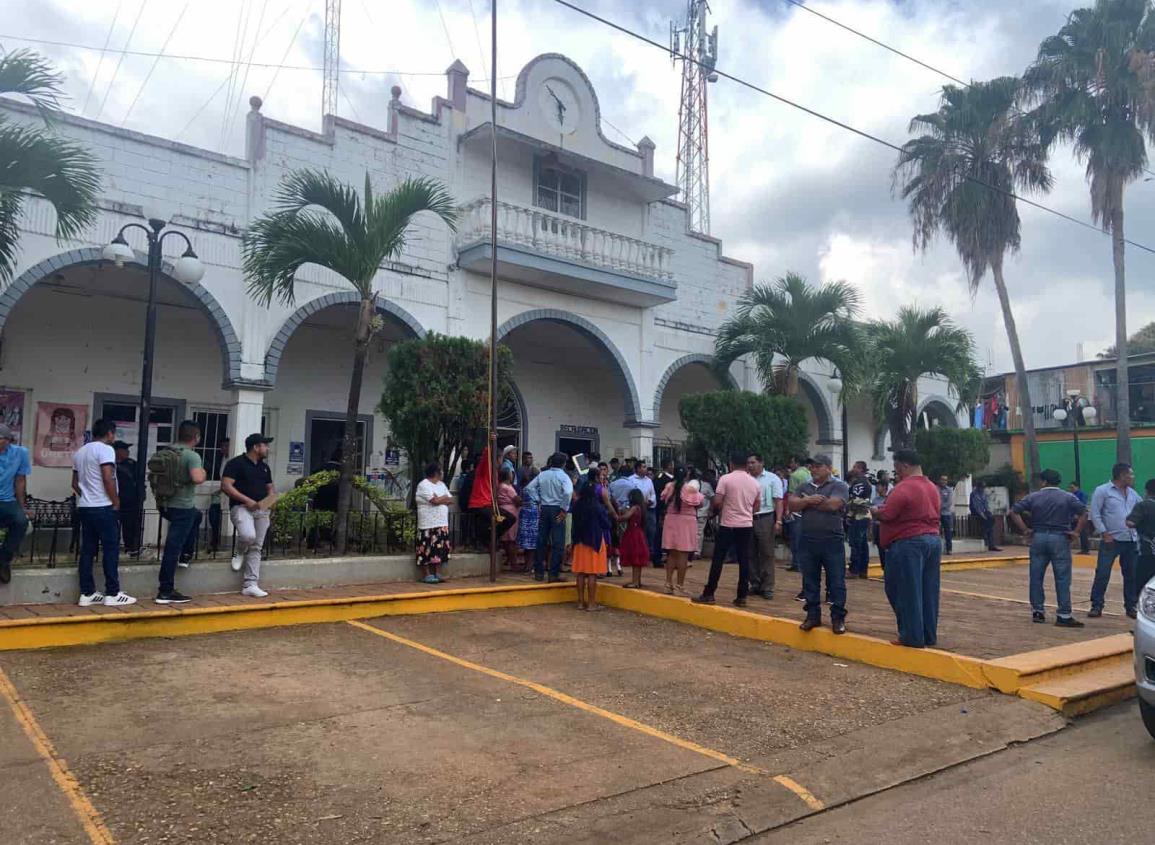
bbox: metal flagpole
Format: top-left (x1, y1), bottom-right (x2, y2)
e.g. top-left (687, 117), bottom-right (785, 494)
top-left (488, 0), bottom-right (499, 582)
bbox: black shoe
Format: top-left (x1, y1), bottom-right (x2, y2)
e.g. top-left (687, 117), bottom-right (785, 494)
top-left (761, 591), bottom-right (774, 601)
top-left (989, 547), bottom-right (1002, 552)
top-left (1087, 607), bottom-right (1103, 618)
top-left (732, 597), bottom-right (747, 608)
top-left (794, 591), bottom-right (805, 602)
top-left (533, 573), bottom-right (545, 582)
top-left (692, 594), bottom-right (715, 605)
top-left (1127, 608), bottom-right (1138, 620)
top-left (155, 590), bottom-right (192, 604)
top-left (0, 558), bottom-right (10, 585)
top-left (943, 550), bottom-right (952, 556)
top-left (831, 618), bottom-right (846, 635)
top-left (1032, 611), bottom-right (1045, 623)
top-left (799, 617), bottom-right (821, 632)
top-left (1056, 616), bottom-right (1085, 628)
top-left (785, 565), bottom-right (799, 572)
top-left (547, 575), bottom-right (565, 583)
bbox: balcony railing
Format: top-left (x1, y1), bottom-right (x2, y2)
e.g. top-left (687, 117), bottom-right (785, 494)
top-left (457, 197), bottom-right (674, 283)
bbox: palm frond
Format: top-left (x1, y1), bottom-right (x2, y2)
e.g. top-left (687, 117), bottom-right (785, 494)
top-left (0, 119), bottom-right (100, 241)
top-left (242, 212), bottom-right (363, 306)
top-left (0, 191), bottom-right (24, 282)
top-left (0, 49), bottom-right (66, 122)
top-left (364, 176), bottom-right (457, 260)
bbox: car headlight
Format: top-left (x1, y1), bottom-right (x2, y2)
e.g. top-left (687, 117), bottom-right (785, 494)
top-left (1143, 586), bottom-right (1155, 619)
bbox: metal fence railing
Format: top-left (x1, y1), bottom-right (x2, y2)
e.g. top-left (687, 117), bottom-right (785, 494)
top-left (10, 504), bottom-right (489, 570)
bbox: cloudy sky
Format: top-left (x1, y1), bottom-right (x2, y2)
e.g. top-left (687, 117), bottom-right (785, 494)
top-left (4, 0), bottom-right (1154, 373)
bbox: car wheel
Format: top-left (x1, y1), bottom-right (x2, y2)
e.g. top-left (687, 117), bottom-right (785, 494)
top-left (1142, 698), bottom-right (1155, 741)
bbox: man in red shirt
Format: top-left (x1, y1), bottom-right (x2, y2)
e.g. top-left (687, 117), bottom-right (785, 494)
top-left (872, 449), bottom-right (942, 648)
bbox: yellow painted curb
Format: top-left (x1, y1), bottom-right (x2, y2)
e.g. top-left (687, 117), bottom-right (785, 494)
top-left (983, 634), bottom-right (1134, 693)
top-left (867, 556), bottom-right (1027, 577)
top-left (597, 584), bottom-right (993, 690)
top-left (0, 583), bottom-right (576, 651)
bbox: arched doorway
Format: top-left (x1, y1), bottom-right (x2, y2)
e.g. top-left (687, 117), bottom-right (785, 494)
top-left (918, 397), bottom-right (960, 431)
top-left (0, 248), bottom-right (240, 500)
top-left (653, 354), bottom-right (736, 466)
top-left (263, 293), bottom-right (425, 489)
top-left (496, 309), bottom-right (642, 465)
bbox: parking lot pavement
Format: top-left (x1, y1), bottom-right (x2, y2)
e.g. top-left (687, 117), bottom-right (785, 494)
top-left (1, 605), bottom-right (1066, 844)
top-left (755, 700), bottom-right (1155, 844)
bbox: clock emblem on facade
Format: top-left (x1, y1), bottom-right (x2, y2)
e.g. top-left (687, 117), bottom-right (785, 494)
top-left (538, 78), bottom-right (580, 135)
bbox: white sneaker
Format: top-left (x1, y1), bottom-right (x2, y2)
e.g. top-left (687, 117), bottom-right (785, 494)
top-left (103, 592), bottom-right (137, 607)
top-left (78, 592), bottom-right (105, 607)
top-left (242, 584), bottom-right (268, 598)
top-left (230, 553), bottom-right (243, 572)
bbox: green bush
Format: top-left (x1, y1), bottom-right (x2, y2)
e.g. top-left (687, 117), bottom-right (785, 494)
top-left (914, 427), bottom-right (991, 482)
top-left (272, 470), bottom-right (415, 551)
top-left (679, 391), bottom-right (809, 471)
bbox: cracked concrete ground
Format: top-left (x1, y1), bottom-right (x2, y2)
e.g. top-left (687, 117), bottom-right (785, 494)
top-left (1, 606), bottom-right (1065, 844)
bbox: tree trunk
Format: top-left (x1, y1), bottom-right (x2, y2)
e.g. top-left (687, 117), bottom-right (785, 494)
top-left (991, 258), bottom-right (1040, 486)
top-left (334, 296), bottom-right (375, 555)
top-left (1111, 202), bottom-right (1131, 464)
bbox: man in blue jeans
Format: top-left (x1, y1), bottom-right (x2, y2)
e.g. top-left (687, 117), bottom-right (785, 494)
top-left (1009, 468), bottom-right (1087, 627)
top-left (524, 452), bottom-right (574, 582)
top-left (790, 454), bottom-right (849, 634)
top-left (155, 420), bottom-right (207, 604)
top-left (846, 461), bottom-right (873, 578)
top-left (72, 419), bottom-right (136, 606)
top-left (0, 423), bottom-right (30, 585)
top-left (1089, 461), bottom-right (1142, 619)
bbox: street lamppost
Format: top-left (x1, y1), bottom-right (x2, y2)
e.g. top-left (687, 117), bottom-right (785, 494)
top-left (102, 217), bottom-right (205, 535)
top-left (1052, 391), bottom-right (1098, 488)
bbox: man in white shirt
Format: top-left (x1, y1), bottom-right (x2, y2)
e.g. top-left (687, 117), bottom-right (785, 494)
top-left (71, 419), bottom-right (136, 607)
top-left (747, 452), bottom-right (784, 600)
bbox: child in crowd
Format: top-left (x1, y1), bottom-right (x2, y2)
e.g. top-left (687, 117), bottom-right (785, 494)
top-left (618, 488), bottom-right (651, 588)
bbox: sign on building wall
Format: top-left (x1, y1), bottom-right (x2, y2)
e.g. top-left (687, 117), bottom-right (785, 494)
top-left (34, 402), bottom-right (88, 467)
top-left (0, 389), bottom-right (26, 443)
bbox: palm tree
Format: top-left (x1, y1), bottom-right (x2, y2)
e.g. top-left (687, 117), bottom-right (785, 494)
top-left (713, 272), bottom-right (864, 396)
top-left (867, 307), bottom-right (981, 450)
top-left (0, 49), bottom-right (100, 281)
top-left (1023, 0), bottom-right (1155, 463)
top-left (893, 76), bottom-right (1051, 481)
top-left (243, 170), bottom-right (456, 553)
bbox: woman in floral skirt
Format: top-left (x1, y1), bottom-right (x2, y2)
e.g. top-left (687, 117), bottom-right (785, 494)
top-left (415, 462), bottom-right (453, 584)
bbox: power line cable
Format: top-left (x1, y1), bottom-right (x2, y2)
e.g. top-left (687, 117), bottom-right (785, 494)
top-left (433, 0), bottom-right (459, 65)
top-left (780, 0), bottom-right (1155, 180)
top-left (0, 32), bottom-right (462, 77)
top-left (219, 0), bottom-right (253, 149)
top-left (94, 0), bottom-right (146, 121)
top-left (261, 8), bottom-right (311, 103)
top-left (226, 0), bottom-right (270, 140)
top-left (550, 0), bottom-right (1155, 257)
top-left (120, 0), bottom-right (190, 126)
top-left (80, 0), bottom-right (123, 116)
top-left (176, 71), bottom-right (232, 142)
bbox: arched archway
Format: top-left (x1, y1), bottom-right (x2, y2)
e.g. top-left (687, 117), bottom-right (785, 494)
top-left (263, 291), bottom-right (426, 385)
top-left (797, 372), bottom-right (836, 443)
top-left (653, 354), bottom-right (737, 462)
top-left (918, 396), bottom-right (960, 430)
top-left (0, 246), bottom-right (242, 385)
top-left (496, 309), bottom-right (643, 423)
top-left (652, 354), bottom-right (737, 420)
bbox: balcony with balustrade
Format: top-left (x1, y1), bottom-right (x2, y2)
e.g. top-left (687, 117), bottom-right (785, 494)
top-left (455, 197), bottom-right (676, 307)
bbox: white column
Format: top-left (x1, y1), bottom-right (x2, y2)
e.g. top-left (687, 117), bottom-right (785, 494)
top-left (626, 426), bottom-right (656, 464)
top-left (230, 388), bottom-right (266, 448)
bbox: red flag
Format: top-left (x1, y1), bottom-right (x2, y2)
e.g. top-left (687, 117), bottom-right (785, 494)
top-left (468, 446), bottom-right (494, 510)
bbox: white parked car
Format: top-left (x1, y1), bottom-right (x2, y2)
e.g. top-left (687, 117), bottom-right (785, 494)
top-left (1138, 576), bottom-right (1155, 739)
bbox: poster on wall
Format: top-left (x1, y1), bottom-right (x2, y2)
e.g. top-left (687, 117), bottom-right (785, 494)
top-left (34, 402), bottom-right (88, 467)
top-left (0, 390), bottom-right (25, 442)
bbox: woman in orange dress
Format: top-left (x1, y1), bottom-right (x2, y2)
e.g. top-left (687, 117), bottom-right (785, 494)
top-left (570, 468), bottom-right (611, 610)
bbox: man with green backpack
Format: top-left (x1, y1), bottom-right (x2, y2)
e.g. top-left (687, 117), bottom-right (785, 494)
top-left (149, 420), bottom-right (206, 603)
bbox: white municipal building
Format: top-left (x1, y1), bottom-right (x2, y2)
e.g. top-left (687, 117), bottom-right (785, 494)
top-left (0, 53), bottom-right (964, 504)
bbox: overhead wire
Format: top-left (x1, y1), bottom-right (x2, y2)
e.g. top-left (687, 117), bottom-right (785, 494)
top-left (433, 0), bottom-right (459, 66)
top-left (120, 0), bottom-right (190, 126)
top-left (779, 0), bottom-right (1155, 180)
top-left (219, 0), bottom-right (253, 150)
top-left (261, 6), bottom-right (311, 103)
top-left (225, 0), bottom-right (271, 141)
top-left (94, 0), bottom-right (147, 121)
top-left (550, 0), bottom-right (1155, 257)
top-left (80, 0), bottom-right (123, 116)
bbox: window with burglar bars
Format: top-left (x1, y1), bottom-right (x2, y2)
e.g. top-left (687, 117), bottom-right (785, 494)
top-left (193, 410), bottom-right (229, 481)
top-left (534, 156), bottom-right (586, 219)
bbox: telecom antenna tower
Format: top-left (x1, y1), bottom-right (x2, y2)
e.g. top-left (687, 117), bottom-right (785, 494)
top-left (322, 0), bottom-right (342, 120)
top-left (671, 0), bottom-right (719, 235)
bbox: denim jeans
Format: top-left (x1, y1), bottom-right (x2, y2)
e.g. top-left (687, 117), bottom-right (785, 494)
top-left (1090, 539), bottom-right (1139, 613)
top-left (159, 507), bottom-right (200, 593)
top-left (974, 514), bottom-right (996, 550)
top-left (883, 534), bottom-right (941, 647)
top-left (1029, 530), bottom-right (1073, 618)
top-left (0, 499), bottom-right (28, 563)
top-left (78, 505), bottom-right (120, 596)
top-left (785, 518), bottom-right (802, 567)
top-left (939, 514), bottom-right (953, 554)
top-left (703, 525), bottom-right (753, 600)
top-left (847, 519), bottom-right (870, 575)
top-left (534, 505), bottom-right (567, 578)
top-left (647, 508), bottom-right (660, 565)
top-left (798, 536), bottom-right (847, 621)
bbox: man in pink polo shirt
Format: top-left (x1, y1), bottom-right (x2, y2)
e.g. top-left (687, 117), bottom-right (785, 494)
top-left (694, 452), bottom-right (761, 607)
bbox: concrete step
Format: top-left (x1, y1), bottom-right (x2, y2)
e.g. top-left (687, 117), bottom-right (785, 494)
top-left (983, 633), bottom-right (1134, 693)
top-left (1017, 659), bottom-right (1136, 717)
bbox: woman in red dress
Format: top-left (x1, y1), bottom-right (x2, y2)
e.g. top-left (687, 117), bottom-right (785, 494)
top-left (618, 488), bottom-right (651, 588)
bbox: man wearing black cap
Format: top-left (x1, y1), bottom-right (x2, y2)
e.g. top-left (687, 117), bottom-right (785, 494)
top-left (221, 434), bottom-right (275, 598)
top-left (789, 453), bottom-right (849, 634)
top-left (113, 440), bottom-right (141, 555)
